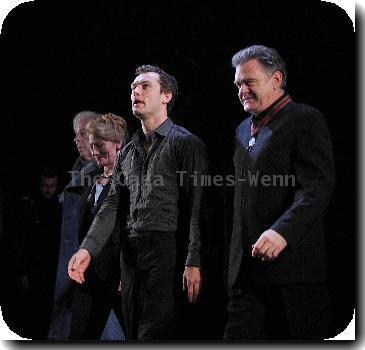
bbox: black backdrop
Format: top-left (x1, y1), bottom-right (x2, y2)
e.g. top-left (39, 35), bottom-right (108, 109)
top-left (0, 0), bottom-right (355, 339)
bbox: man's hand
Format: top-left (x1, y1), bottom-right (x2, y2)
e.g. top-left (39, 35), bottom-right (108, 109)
top-left (252, 229), bottom-right (287, 262)
top-left (183, 266), bottom-right (201, 303)
top-left (68, 248), bottom-right (91, 284)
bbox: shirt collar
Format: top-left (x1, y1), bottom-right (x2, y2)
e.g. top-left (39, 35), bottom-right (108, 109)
top-left (132, 118), bottom-right (173, 142)
top-left (154, 118), bottom-right (173, 136)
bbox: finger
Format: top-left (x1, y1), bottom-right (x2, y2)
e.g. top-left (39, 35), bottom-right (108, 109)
top-left (254, 241), bottom-right (268, 258)
top-left (70, 271), bottom-right (82, 284)
top-left (68, 256), bottom-right (76, 274)
top-left (73, 257), bottom-right (80, 269)
top-left (79, 271), bottom-right (85, 283)
top-left (270, 250), bottom-right (279, 261)
top-left (69, 270), bottom-right (77, 281)
top-left (252, 244), bottom-right (260, 257)
top-left (188, 282), bottom-right (194, 303)
top-left (264, 248), bottom-right (279, 262)
top-left (260, 243), bottom-right (271, 258)
top-left (265, 246), bottom-right (276, 260)
top-left (252, 237), bottom-right (265, 257)
top-left (192, 281), bottom-right (200, 303)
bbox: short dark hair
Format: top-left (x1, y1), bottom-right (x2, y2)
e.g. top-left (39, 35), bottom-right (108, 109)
top-left (39, 164), bottom-right (59, 179)
top-left (135, 65), bottom-right (179, 114)
top-left (232, 45), bottom-right (287, 89)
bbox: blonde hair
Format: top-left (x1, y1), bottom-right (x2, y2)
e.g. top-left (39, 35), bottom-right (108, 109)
top-left (86, 113), bottom-right (127, 145)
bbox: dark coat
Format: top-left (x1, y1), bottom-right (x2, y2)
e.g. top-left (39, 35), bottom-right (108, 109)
top-left (228, 101), bottom-right (335, 290)
top-left (48, 159), bottom-right (124, 340)
top-left (77, 167), bottom-right (121, 282)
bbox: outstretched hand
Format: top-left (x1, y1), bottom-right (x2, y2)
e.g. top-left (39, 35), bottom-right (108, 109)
top-left (68, 248), bottom-right (91, 284)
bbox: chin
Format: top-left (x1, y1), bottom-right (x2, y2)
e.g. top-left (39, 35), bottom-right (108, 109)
top-left (244, 104), bottom-right (259, 114)
top-left (243, 106), bottom-right (253, 113)
top-left (132, 110), bottom-right (145, 119)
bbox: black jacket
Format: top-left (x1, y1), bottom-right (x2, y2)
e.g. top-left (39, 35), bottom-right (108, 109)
top-left (228, 101), bottom-right (335, 289)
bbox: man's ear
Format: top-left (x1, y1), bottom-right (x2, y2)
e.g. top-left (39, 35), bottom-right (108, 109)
top-left (162, 91), bottom-right (173, 104)
top-left (272, 71), bottom-right (283, 90)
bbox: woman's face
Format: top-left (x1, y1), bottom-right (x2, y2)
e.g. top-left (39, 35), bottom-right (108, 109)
top-left (89, 135), bottom-right (119, 168)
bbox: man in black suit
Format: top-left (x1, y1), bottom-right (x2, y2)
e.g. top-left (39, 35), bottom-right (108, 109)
top-left (224, 45), bottom-right (335, 340)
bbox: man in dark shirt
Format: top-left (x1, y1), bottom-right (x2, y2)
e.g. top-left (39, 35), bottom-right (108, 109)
top-left (68, 65), bottom-right (207, 340)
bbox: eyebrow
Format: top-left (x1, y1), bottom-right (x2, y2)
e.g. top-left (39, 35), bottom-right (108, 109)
top-left (131, 80), bottom-right (152, 88)
top-left (234, 78), bottom-right (256, 85)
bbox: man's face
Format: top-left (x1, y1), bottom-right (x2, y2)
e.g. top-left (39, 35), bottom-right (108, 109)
top-left (89, 135), bottom-right (119, 169)
top-left (130, 72), bottom-right (171, 119)
top-left (40, 176), bottom-right (58, 199)
top-left (234, 59), bottom-right (281, 115)
top-left (74, 118), bottom-right (93, 160)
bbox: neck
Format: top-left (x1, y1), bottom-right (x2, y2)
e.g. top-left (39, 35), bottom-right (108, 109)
top-left (141, 115), bottom-right (168, 135)
top-left (269, 90), bottom-right (285, 107)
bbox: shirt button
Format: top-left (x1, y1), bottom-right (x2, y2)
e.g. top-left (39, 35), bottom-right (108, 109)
top-left (241, 198), bottom-right (245, 205)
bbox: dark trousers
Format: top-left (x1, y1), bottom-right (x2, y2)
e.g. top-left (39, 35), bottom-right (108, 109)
top-left (120, 232), bottom-right (176, 340)
top-left (69, 267), bottom-right (122, 340)
top-left (224, 282), bottom-right (330, 341)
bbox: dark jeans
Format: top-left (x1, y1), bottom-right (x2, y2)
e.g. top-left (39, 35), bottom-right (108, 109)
top-left (120, 232), bottom-right (176, 340)
top-left (224, 282), bottom-right (330, 341)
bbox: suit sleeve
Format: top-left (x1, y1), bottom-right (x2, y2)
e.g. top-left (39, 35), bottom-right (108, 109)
top-left (79, 170), bottom-right (122, 257)
top-left (270, 108), bottom-right (335, 249)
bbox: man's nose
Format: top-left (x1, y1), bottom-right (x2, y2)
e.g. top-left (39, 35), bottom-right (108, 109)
top-left (239, 85), bottom-right (249, 99)
top-left (240, 84), bottom-right (249, 95)
top-left (133, 85), bottom-right (142, 96)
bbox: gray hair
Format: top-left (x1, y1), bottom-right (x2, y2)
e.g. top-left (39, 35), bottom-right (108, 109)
top-left (73, 110), bottom-right (100, 132)
top-left (232, 45), bottom-right (287, 89)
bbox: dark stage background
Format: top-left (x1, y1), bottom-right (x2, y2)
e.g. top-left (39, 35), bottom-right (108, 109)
top-left (0, 0), bottom-right (355, 340)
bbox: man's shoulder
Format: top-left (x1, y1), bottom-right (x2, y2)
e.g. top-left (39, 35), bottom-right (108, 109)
top-left (170, 122), bottom-right (193, 137)
top-left (168, 122), bottom-right (204, 145)
top-left (285, 101), bottom-right (323, 118)
top-left (169, 123), bottom-right (200, 140)
top-left (283, 101), bottom-right (328, 133)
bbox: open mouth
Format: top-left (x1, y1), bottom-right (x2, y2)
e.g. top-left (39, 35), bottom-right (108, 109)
top-left (133, 99), bottom-right (144, 107)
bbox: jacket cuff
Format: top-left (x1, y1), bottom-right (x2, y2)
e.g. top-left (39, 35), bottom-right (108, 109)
top-left (185, 251), bottom-right (201, 267)
top-left (80, 238), bottom-right (98, 258)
